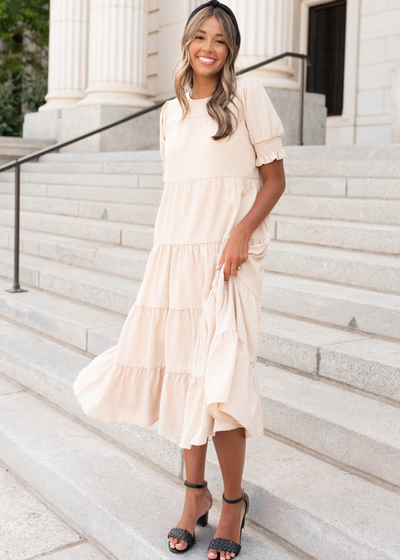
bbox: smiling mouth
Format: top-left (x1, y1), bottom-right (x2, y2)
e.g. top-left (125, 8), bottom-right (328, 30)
top-left (197, 56), bottom-right (217, 66)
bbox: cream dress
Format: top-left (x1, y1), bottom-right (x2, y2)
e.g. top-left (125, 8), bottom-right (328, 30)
top-left (72, 74), bottom-right (287, 450)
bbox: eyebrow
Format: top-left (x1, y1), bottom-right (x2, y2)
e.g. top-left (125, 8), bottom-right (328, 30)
top-left (198, 29), bottom-right (224, 37)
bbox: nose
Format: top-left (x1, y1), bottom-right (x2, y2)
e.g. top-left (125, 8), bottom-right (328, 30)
top-left (201, 39), bottom-right (214, 53)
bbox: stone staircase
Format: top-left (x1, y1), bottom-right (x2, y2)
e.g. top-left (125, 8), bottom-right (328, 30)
top-left (0, 145), bottom-right (399, 559)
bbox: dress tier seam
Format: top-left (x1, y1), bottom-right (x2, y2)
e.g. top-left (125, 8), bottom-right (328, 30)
top-left (115, 333), bottom-right (253, 371)
top-left (163, 176), bottom-right (263, 183)
top-left (134, 268), bottom-right (263, 308)
top-left (153, 237), bottom-right (268, 247)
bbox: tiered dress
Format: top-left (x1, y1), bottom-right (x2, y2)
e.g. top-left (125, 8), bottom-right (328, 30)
top-left (72, 74), bottom-right (287, 450)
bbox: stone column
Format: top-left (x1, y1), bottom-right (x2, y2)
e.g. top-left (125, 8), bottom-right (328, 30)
top-left (157, 1), bottom-right (192, 100)
top-left (78, 0), bottom-right (150, 107)
top-left (392, 62), bottom-right (400, 143)
top-left (40, 0), bottom-right (89, 111)
top-left (229, 0), bottom-right (296, 88)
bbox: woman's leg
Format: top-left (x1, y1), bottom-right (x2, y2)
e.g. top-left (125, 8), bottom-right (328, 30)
top-left (208, 427), bottom-right (248, 560)
top-left (169, 441), bottom-right (213, 551)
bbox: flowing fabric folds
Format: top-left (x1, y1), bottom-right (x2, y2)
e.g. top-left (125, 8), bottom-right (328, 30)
top-left (72, 236), bottom-right (269, 449)
top-left (179, 237), bottom-right (268, 448)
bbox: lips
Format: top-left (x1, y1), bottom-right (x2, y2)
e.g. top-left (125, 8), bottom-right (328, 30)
top-left (197, 56), bottom-right (216, 66)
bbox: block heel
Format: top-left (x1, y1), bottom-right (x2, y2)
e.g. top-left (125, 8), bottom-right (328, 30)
top-left (197, 507), bottom-right (209, 527)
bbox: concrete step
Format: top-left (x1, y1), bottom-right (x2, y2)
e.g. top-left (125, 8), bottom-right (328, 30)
top-left (0, 458), bottom-right (112, 560)
top-left (4, 190), bottom-right (400, 227)
top-left (274, 194), bottom-right (400, 225)
top-left (0, 180), bottom-right (163, 205)
top-left (280, 143), bottom-right (400, 160)
top-left (2, 229), bottom-right (400, 341)
top-left (17, 158), bottom-right (400, 179)
top-left (0, 277), bottom-right (125, 353)
top-left (0, 250), bottom-right (141, 313)
top-left (265, 241), bottom-right (400, 294)
top-left (2, 243), bottom-right (400, 337)
top-left (258, 311), bottom-right (400, 404)
top-left (0, 321), bottom-right (181, 477)
top-left (284, 159), bottom-right (400, 178)
top-left (3, 205), bottom-right (400, 254)
top-left (0, 170), bottom-right (164, 189)
top-left (0, 372), bottom-right (300, 560)
top-left (38, 150), bottom-right (162, 163)
top-left (0, 194), bottom-right (159, 224)
top-left (0, 311), bottom-right (399, 491)
top-left (1, 254), bottom-right (399, 404)
top-left (206, 433), bottom-right (400, 560)
top-left (1, 370), bottom-right (399, 560)
top-left (2, 175), bottom-right (400, 204)
top-left (0, 209), bottom-right (154, 246)
top-left (274, 215), bottom-right (400, 254)
top-left (2, 172), bottom-right (400, 202)
top-left (35, 144), bottom-right (400, 163)
top-left (256, 362), bottom-right (400, 489)
top-left (2, 212), bottom-right (400, 292)
top-left (0, 224), bottom-right (154, 266)
top-left (285, 176), bottom-right (400, 199)
top-left (19, 160), bottom-right (165, 175)
top-left (262, 273), bottom-right (400, 340)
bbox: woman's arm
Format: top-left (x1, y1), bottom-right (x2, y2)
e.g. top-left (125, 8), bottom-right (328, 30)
top-left (236, 158), bottom-right (286, 239)
top-left (216, 159), bottom-right (285, 283)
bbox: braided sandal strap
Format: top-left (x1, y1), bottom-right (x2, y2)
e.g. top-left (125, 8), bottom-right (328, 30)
top-left (168, 527), bottom-right (195, 548)
top-left (208, 537), bottom-right (241, 555)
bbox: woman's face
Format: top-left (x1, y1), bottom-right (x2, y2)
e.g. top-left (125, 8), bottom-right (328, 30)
top-left (188, 16), bottom-right (229, 79)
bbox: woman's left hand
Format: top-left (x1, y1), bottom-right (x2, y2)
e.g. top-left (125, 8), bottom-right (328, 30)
top-left (216, 227), bottom-right (251, 283)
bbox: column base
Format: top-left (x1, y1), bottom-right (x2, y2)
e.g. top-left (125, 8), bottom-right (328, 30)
top-left (24, 89), bottom-right (327, 150)
top-left (23, 104), bottom-right (161, 152)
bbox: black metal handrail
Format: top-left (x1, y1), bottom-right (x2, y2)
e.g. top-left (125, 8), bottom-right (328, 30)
top-left (1, 51), bottom-right (308, 293)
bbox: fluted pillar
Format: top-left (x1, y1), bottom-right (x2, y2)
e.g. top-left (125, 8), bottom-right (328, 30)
top-left (78, 0), bottom-right (150, 107)
top-left (40, 0), bottom-right (89, 111)
top-left (392, 62), bottom-right (400, 143)
top-left (157, 1), bottom-right (193, 100)
top-left (233, 0), bottom-right (295, 88)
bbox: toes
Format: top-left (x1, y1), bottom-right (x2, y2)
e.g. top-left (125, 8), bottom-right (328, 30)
top-left (208, 549), bottom-right (218, 559)
top-left (168, 536), bottom-right (188, 551)
top-left (176, 539), bottom-right (187, 551)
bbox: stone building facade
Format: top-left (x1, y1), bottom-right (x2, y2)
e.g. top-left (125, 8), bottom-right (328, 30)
top-left (23, 0), bottom-right (400, 148)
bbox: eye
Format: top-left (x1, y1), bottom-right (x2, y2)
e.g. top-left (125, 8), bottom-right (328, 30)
top-left (195, 35), bottom-right (225, 44)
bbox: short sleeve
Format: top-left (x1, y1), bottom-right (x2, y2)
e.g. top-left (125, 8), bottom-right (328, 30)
top-left (243, 76), bottom-right (287, 167)
top-left (159, 100), bottom-right (169, 163)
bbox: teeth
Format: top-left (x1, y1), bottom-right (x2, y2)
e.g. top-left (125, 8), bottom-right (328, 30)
top-left (199, 57), bottom-right (215, 63)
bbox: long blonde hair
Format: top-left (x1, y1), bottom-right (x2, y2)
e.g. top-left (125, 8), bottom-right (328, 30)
top-left (173, 5), bottom-right (243, 141)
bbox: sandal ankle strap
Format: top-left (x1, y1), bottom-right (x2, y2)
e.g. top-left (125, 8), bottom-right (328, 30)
top-left (223, 489), bottom-right (244, 504)
top-left (184, 480), bottom-right (208, 488)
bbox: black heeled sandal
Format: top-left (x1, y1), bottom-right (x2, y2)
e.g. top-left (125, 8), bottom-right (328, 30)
top-left (168, 479), bottom-right (213, 554)
top-left (208, 489), bottom-right (249, 558)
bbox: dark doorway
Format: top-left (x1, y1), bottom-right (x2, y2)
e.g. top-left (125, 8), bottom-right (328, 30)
top-left (307, 0), bottom-right (346, 116)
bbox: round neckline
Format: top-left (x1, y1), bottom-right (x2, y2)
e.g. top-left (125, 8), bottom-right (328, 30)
top-left (187, 89), bottom-right (212, 102)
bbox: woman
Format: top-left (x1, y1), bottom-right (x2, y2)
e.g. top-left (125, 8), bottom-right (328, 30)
top-left (73, 1), bottom-right (286, 558)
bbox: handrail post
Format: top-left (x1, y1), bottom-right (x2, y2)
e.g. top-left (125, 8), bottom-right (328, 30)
top-left (299, 56), bottom-right (305, 146)
top-left (6, 162), bottom-right (27, 293)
